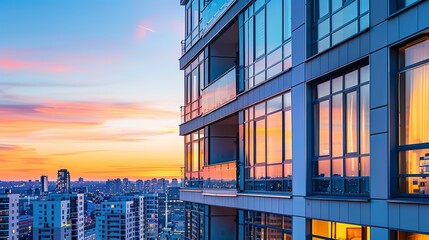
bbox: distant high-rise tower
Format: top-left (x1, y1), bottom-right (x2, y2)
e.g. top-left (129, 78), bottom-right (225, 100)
top-left (0, 192), bottom-right (19, 240)
top-left (56, 169), bottom-right (70, 193)
top-left (40, 175), bottom-right (48, 193)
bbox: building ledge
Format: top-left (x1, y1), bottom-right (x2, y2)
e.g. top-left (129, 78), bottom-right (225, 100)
top-left (306, 195), bottom-right (370, 202)
top-left (387, 198), bottom-right (429, 205)
top-left (237, 193), bottom-right (292, 199)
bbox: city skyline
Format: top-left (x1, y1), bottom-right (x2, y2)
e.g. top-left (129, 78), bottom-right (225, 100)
top-left (0, 1), bottom-right (184, 181)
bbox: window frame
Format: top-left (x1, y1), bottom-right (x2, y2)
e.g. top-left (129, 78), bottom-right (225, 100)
top-left (395, 37), bottom-right (429, 198)
top-left (311, 64), bottom-right (370, 196)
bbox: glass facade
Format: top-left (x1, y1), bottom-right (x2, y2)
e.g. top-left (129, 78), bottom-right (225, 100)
top-left (243, 92), bottom-right (292, 192)
top-left (312, 65), bottom-right (370, 195)
top-left (242, 0), bottom-right (292, 90)
top-left (184, 128), bottom-right (207, 188)
top-left (311, 0), bottom-right (369, 55)
top-left (394, 0), bottom-right (420, 12)
top-left (183, 52), bottom-right (205, 122)
top-left (185, 202), bottom-right (207, 240)
top-left (311, 219), bottom-right (370, 239)
top-left (398, 38), bottom-right (429, 196)
top-left (244, 211), bottom-right (292, 240)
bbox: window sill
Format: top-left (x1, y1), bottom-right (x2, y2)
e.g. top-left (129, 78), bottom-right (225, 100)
top-left (387, 198), bottom-right (429, 205)
top-left (306, 195), bottom-right (370, 202)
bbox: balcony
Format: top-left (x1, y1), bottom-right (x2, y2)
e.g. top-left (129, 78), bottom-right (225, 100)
top-left (186, 161), bottom-right (237, 189)
top-left (200, 0), bottom-right (236, 35)
top-left (201, 66), bottom-right (237, 114)
top-left (181, 0), bottom-right (236, 55)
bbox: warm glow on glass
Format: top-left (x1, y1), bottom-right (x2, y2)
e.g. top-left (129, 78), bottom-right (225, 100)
top-left (346, 92), bottom-right (357, 153)
top-left (267, 112), bottom-right (282, 164)
top-left (398, 231), bottom-right (429, 240)
top-left (192, 142), bottom-right (199, 172)
top-left (318, 100), bottom-right (330, 156)
top-left (284, 110), bottom-right (292, 160)
top-left (332, 94), bottom-right (343, 157)
top-left (256, 119), bottom-right (266, 164)
top-left (399, 149), bottom-right (429, 195)
top-left (360, 84), bottom-right (370, 154)
top-left (312, 220), bottom-right (370, 240)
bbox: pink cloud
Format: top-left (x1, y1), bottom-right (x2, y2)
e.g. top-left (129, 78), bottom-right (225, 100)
top-left (134, 16), bottom-right (158, 41)
top-left (0, 58), bottom-right (74, 73)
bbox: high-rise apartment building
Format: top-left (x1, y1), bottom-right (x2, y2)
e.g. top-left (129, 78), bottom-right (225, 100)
top-left (178, 0), bottom-right (429, 239)
top-left (33, 193), bottom-right (84, 240)
top-left (96, 195), bottom-right (144, 240)
top-left (56, 169), bottom-right (71, 193)
top-left (143, 193), bottom-right (159, 239)
top-left (40, 175), bottom-right (48, 193)
top-left (0, 193), bottom-right (19, 240)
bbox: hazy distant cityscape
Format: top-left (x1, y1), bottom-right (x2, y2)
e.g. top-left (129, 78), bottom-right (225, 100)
top-left (0, 169), bottom-right (184, 240)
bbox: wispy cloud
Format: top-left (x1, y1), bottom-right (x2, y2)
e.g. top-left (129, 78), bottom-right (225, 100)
top-left (0, 58), bottom-right (74, 73)
top-left (134, 16), bottom-right (158, 41)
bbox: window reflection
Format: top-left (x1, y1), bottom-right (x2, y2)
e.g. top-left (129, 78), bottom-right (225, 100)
top-left (398, 38), bottom-right (429, 197)
top-left (244, 92), bottom-right (292, 192)
top-left (311, 220), bottom-right (370, 240)
top-left (313, 65), bottom-right (370, 195)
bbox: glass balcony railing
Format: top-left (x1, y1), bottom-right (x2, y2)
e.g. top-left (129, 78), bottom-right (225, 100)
top-left (181, 0), bottom-right (236, 55)
top-left (200, 0), bottom-right (236, 35)
top-left (201, 66), bottom-right (237, 114)
top-left (185, 160), bottom-right (237, 189)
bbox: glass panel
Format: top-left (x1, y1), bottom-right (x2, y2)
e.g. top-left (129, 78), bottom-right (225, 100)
top-left (267, 164), bottom-right (282, 178)
top-left (345, 70), bottom-right (358, 88)
top-left (332, 20), bottom-right (358, 45)
top-left (284, 161), bottom-right (292, 177)
top-left (400, 64), bottom-right (429, 145)
top-left (267, 112), bottom-right (283, 164)
top-left (284, 110), bottom-right (292, 160)
top-left (332, 1), bottom-right (358, 31)
top-left (397, 231), bottom-right (429, 240)
top-left (317, 100), bottom-right (330, 156)
top-left (267, 228), bottom-right (283, 240)
top-left (360, 65), bottom-right (370, 83)
top-left (249, 121), bottom-right (254, 166)
top-left (360, 0), bottom-right (369, 13)
top-left (267, 96), bottom-right (283, 114)
top-left (332, 159), bottom-right (343, 177)
top-left (317, 19), bottom-right (330, 39)
top-left (360, 13), bottom-right (369, 31)
top-left (332, 94), bottom-right (343, 157)
top-left (201, 67), bottom-right (237, 114)
top-left (345, 158), bottom-right (359, 176)
top-left (255, 10), bottom-right (266, 58)
top-left (199, 139), bottom-right (204, 170)
top-left (267, 48), bottom-right (283, 68)
top-left (255, 119), bottom-right (266, 164)
top-left (334, 223), bottom-right (363, 239)
top-left (318, 0), bottom-right (329, 19)
top-left (193, 142), bottom-right (199, 172)
top-left (332, 76), bottom-right (343, 92)
top-left (284, 0), bottom-right (291, 40)
top-left (316, 160), bottom-right (331, 177)
top-left (317, 80), bottom-right (330, 97)
top-left (284, 92), bottom-right (291, 108)
top-left (254, 0), bottom-right (265, 12)
top-left (404, 40), bottom-right (429, 66)
top-left (312, 219), bottom-right (331, 238)
top-left (192, 69), bottom-right (199, 101)
top-left (283, 216), bottom-right (292, 230)
top-left (255, 102), bottom-right (266, 118)
top-left (361, 156), bottom-right (370, 176)
top-left (266, 0), bottom-right (283, 52)
top-left (360, 84), bottom-right (370, 154)
top-left (399, 149), bottom-right (429, 195)
top-left (346, 92), bottom-right (358, 153)
top-left (267, 62), bottom-right (283, 79)
top-left (332, 0), bottom-right (343, 12)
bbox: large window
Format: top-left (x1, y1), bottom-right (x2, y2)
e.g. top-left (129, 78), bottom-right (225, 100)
top-left (184, 128), bottom-right (207, 188)
top-left (312, 65), bottom-right (370, 195)
top-left (398, 38), bottom-right (429, 196)
top-left (242, 0), bottom-right (292, 90)
top-left (244, 211), bottom-right (292, 240)
top-left (311, 219), bottom-right (370, 240)
top-left (311, 0), bottom-right (369, 55)
top-left (243, 92), bottom-right (292, 192)
top-left (183, 52), bottom-right (205, 122)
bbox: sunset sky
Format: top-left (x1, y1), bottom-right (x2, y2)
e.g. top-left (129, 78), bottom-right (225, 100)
top-left (0, 1), bottom-right (184, 181)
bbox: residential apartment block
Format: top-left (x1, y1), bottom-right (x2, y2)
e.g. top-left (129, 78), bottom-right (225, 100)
top-left (178, 0), bottom-right (429, 239)
top-left (0, 193), bottom-right (19, 240)
top-left (33, 193), bottom-right (84, 240)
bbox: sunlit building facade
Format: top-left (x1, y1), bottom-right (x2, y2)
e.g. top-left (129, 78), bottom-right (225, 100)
top-left (179, 0), bottom-right (429, 239)
top-left (0, 193), bottom-right (19, 240)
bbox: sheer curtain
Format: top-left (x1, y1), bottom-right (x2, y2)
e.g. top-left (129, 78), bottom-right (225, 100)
top-left (404, 39), bottom-right (429, 194)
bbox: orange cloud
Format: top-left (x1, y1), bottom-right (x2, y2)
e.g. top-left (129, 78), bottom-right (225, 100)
top-left (0, 58), bottom-right (74, 73)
